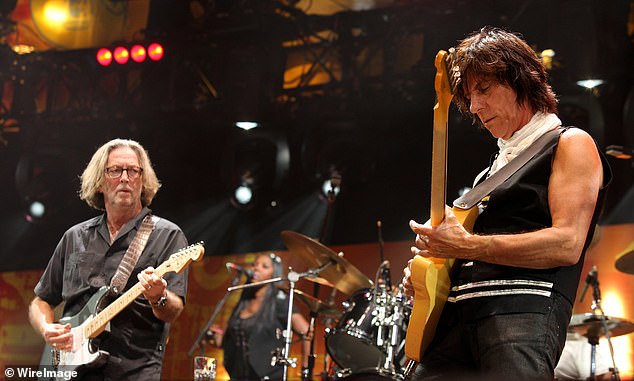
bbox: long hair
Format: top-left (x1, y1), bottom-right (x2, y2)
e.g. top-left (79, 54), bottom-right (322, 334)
top-left (452, 26), bottom-right (558, 125)
top-left (229, 253), bottom-right (284, 334)
top-left (79, 138), bottom-right (161, 210)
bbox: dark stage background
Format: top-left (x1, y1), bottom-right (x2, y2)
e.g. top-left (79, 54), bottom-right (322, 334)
top-left (1, 0), bottom-right (634, 379)
top-left (0, 0), bottom-right (632, 272)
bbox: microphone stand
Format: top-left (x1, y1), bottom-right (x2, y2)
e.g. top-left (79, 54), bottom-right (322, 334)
top-left (308, 174), bottom-right (340, 381)
top-left (587, 272), bottom-right (620, 381)
top-left (188, 274), bottom-right (242, 357)
top-left (229, 266), bottom-right (332, 381)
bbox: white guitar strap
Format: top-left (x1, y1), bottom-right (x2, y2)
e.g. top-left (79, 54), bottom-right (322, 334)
top-left (109, 214), bottom-right (156, 295)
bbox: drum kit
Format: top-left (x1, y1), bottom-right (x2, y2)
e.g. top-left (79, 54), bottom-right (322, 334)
top-left (279, 230), bottom-right (411, 381)
top-left (190, 235), bottom-right (634, 380)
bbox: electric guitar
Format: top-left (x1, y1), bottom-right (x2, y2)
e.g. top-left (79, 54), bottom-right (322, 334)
top-left (39, 242), bottom-right (205, 380)
top-left (403, 49), bottom-right (479, 365)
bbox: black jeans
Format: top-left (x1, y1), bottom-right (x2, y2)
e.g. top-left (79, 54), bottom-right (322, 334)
top-left (412, 293), bottom-right (571, 381)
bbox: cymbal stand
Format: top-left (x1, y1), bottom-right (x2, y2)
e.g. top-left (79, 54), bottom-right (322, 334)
top-left (320, 286), bottom-right (338, 381)
top-left (371, 261), bottom-right (403, 378)
top-left (302, 261), bottom-right (336, 381)
top-left (275, 266), bottom-right (332, 381)
top-left (187, 273), bottom-right (242, 357)
top-left (588, 274), bottom-right (620, 381)
top-left (385, 287), bottom-right (405, 379)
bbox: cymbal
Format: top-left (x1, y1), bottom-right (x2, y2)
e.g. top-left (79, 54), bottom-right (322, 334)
top-left (615, 240), bottom-right (634, 275)
top-left (280, 287), bottom-right (341, 318)
top-left (304, 276), bottom-right (335, 289)
top-left (281, 230), bottom-right (373, 295)
top-left (569, 313), bottom-right (634, 340)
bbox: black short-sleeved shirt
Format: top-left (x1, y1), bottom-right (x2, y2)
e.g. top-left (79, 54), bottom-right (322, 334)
top-left (34, 207), bottom-right (188, 380)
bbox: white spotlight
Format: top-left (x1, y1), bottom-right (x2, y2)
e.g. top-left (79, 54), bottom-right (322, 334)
top-left (234, 185), bottom-right (253, 205)
top-left (576, 79), bottom-right (605, 89)
top-left (235, 121), bottom-right (259, 131)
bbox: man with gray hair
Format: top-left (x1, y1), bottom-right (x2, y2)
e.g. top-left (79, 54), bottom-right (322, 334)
top-left (29, 138), bottom-right (188, 380)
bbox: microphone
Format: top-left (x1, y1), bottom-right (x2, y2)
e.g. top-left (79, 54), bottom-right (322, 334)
top-left (226, 262), bottom-right (254, 279)
top-left (578, 265), bottom-right (597, 303)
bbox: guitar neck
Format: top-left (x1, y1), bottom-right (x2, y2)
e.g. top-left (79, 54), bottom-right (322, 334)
top-left (430, 102), bottom-right (449, 226)
top-left (429, 49), bottom-right (457, 227)
top-left (84, 264), bottom-right (170, 338)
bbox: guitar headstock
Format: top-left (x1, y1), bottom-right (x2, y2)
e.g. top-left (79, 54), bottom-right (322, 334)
top-left (434, 48), bottom-right (461, 108)
top-left (158, 242), bottom-right (205, 275)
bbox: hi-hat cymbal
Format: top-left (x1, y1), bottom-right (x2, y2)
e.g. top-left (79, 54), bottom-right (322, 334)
top-left (279, 287), bottom-right (341, 318)
top-left (281, 230), bottom-right (373, 295)
top-left (569, 313), bottom-right (634, 340)
top-left (615, 240), bottom-right (634, 275)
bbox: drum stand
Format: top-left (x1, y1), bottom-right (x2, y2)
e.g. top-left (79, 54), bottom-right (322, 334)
top-left (587, 274), bottom-right (620, 381)
top-left (371, 261), bottom-right (405, 380)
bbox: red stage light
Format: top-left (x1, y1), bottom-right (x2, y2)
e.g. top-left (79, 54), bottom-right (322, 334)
top-left (130, 44), bottom-right (146, 63)
top-left (96, 48), bottom-right (113, 66)
top-left (147, 43), bottom-right (164, 61)
top-left (113, 46), bottom-right (129, 64)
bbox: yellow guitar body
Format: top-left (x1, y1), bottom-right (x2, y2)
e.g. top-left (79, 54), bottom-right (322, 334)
top-left (404, 206), bottom-right (478, 362)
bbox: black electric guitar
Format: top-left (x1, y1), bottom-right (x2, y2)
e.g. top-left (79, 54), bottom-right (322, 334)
top-left (403, 49), bottom-right (478, 365)
top-left (39, 243), bottom-right (204, 380)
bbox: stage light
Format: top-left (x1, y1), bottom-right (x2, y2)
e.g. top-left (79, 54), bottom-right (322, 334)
top-left (320, 170), bottom-right (342, 199)
top-left (130, 45), bottom-right (147, 63)
top-left (15, 148), bottom-right (78, 224)
top-left (96, 42), bottom-right (164, 66)
top-left (234, 184), bottom-right (253, 205)
top-left (223, 130), bottom-right (290, 211)
top-left (96, 48), bottom-right (113, 66)
top-left (539, 49), bottom-right (555, 70)
top-left (113, 46), bottom-right (129, 64)
top-left (147, 43), bottom-right (164, 61)
top-left (42, 1), bottom-right (68, 24)
top-left (25, 201), bottom-right (46, 222)
top-left (576, 79), bottom-right (604, 89)
top-left (230, 171), bottom-right (257, 209)
top-left (235, 121), bottom-right (259, 130)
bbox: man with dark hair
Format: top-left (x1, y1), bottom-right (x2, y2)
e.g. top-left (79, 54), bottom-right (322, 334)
top-left (403, 27), bottom-right (611, 380)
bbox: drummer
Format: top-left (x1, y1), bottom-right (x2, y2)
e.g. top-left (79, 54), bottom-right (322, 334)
top-left (208, 253), bottom-right (311, 380)
top-left (554, 331), bottom-right (612, 380)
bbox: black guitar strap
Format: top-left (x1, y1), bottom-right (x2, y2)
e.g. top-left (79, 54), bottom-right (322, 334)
top-left (453, 127), bottom-right (564, 210)
top-left (109, 214), bottom-right (156, 295)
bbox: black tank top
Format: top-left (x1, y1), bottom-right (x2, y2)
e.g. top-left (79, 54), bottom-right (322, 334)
top-left (449, 128), bottom-right (611, 320)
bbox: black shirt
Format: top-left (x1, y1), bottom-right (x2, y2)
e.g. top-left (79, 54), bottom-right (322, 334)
top-left (34, 207), bottom-right (188, 380)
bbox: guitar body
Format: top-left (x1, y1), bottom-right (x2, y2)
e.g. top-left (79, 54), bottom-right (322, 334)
top-left (39, 287), bottom-right (111, 380)
top-left (404, 206), bottom-right (478, 362)
top-left (37, 243), bottom-right (205, 381)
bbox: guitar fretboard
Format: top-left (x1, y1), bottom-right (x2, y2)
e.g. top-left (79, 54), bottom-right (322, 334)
top-left (82, 244), bottom-right (203, 338)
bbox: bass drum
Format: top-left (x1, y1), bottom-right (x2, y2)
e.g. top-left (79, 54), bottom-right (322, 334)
top-left (326, 289), bottom-right (385, 373)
